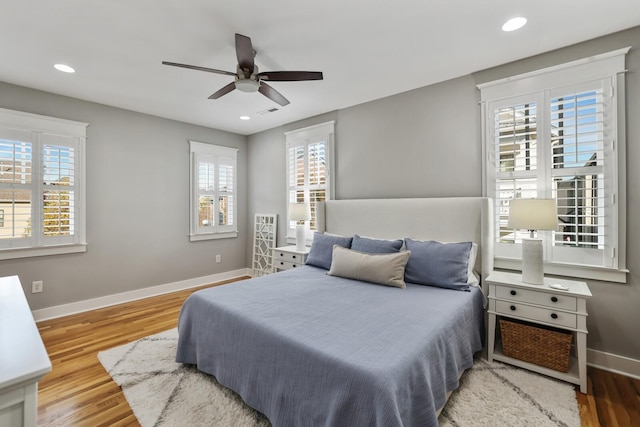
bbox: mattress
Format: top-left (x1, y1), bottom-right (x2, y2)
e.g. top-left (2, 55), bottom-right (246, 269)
top-left (176, 265), bottom-right (484, 427)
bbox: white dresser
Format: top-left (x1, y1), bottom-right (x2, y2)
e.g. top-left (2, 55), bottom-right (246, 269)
top-left (486, 271), bottom-right (591, 393)
top-left (0, 276), bottom-right (52, 427)
top-left (272, 246), bottom-right (309, 272)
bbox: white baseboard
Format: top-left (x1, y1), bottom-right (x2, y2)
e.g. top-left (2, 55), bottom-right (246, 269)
top-left (587, 348), bottom-right (640, 380)
top-left (32, 268), bottom-right (251, 322)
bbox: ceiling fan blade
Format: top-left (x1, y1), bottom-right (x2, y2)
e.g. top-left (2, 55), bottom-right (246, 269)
top-left (258, 82), bottom-right (290, 106)
top-left (208, 82), bottom-right (236, 99)
top-left (258, 71), bottom-right (324, 81)
top-left (162, 61), bottom-right (236, 77)
top-left (235, 33), bottom-right (255, 74)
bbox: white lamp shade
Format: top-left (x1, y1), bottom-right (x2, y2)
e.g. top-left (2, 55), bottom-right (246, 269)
top-left (508, 198), bottom-right (556, 285)
top-left (289, 203), bottom-right (311, 221)
top-left (507, 199), bottom-right (557, 231)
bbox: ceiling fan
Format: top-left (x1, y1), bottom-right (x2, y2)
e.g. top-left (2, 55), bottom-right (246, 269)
top-left (162, 33), bottom-right (323, 107)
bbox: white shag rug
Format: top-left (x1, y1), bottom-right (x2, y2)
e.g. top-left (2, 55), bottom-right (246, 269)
top-left (98, 329), bottom-right (580, 427)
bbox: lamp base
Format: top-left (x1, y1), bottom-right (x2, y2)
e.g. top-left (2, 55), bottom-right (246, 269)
top-left (522, 238), bottom-right (544, 285)
top-left (295, 225), bottom-right (306, 251)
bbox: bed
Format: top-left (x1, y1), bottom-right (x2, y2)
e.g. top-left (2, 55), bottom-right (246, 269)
top-left (177, 197), bottom-right (494, 427)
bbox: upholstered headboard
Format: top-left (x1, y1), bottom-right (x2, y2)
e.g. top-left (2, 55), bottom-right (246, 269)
top-left (317, 197), bottom-right (494, 277)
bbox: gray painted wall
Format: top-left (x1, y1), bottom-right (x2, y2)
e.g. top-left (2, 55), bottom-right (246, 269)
top-left (0, 82), bottom-right (248, 310)
top-left (247, 27), bottom-right (640, 361)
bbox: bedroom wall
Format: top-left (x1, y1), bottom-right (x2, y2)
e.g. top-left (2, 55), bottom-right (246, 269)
top-left (247, 26), bottom-right (640, 365)
top-left (0, 81), bottom-right (248, 310)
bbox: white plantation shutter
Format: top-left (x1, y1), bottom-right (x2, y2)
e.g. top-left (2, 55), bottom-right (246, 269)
top-left (0, 134), bottom-right (33, 244)
top-left (41, 138), bottom-right (77, 245)
top-left (285, 121), bottom-right (334, 240)
top-left (189, 142), bottom-right (238, 240)
top-left (0, 108), bottom-right (86, 259)
top-left (480, 49), bottom-right (628, 281)
top-left (549, 83), bottom-right (612, 267)
top-left (196, 154), bottom-right (215, 233)
top-left (307, 141), bottom-right (327, 231)
top-left (217, 154), bottom-right (235, 230)
top-left (496, 102), bottom-right (538, 174)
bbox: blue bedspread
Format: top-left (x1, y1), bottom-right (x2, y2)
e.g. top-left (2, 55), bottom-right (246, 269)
top-left (176, 266), bottom-right (484, 427)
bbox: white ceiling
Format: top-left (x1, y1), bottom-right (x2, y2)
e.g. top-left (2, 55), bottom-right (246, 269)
top-left (1, 1), bottom-right (639, 136)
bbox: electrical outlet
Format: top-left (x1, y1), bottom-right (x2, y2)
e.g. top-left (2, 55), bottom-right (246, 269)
top-left (216, 254), bottom-right (221, 263)
top-left (32, 280), bottom-right (43, 293)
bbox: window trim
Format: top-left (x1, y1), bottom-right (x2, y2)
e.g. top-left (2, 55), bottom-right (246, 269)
top-left (478, 48), bottom-right (629, 283)
top-left (189, 141), bottom-right (238, 241)
top-left (0, 108), bottom-right (87, 260)
top-left (284, 121), bottom-right (335, 244)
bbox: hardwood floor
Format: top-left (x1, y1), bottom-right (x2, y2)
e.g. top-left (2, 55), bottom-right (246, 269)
top-left (36, 278), bottom-right (247, 427)
top-left (36, 277), bottom-right (639, 427)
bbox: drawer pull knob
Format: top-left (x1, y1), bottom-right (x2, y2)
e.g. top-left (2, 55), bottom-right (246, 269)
top-left (510, 305), bottom-right (516, 311)
top-left (292, 264), bottom-right (297, 268)
top-left (280, 262), bottom-right (284, 265)
top-left (510, 290), bottom-right (517, 296)
top-left (551, 296), bottom-right (558, 303)
top-left (279, 253), bottom-right (284, 257)
top-left (551, 313), bottom-right (558, 319)
top-left (292, 255), bottom-right (297, 259)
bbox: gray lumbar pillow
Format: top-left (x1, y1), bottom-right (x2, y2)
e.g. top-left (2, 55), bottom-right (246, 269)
top-left (327, 245), bottom-right (411, 288)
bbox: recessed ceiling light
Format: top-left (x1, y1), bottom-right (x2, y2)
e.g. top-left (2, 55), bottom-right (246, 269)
top-left (502, 17), bottom-right (527, 32)
top-left (239, 116), bottom-right (251, 121)
top-left (54, 63), bottom-right (76, 73)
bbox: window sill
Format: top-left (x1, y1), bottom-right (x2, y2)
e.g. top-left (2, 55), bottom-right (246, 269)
top-left (190, 231), bottom-right (238, 242)
top-left (0, 243), bottom-right (87, 261)
top-left (495, 257), bottom-right (629, 284)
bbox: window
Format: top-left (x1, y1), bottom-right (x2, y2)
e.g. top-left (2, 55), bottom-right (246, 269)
top-left (285, 121), bottom-right (335, 242)
top-left (189, 141), bottom-right (238, 241)
top-left (479, 48), bottom-right (629, 282)
top-left (0, 108), bottom-right (87, 260)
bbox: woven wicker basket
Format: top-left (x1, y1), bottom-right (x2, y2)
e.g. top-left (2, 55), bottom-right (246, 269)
top-left (499, 318), bottom-right (572, 372)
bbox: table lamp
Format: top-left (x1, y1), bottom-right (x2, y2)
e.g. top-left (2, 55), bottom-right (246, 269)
top-left (507, 198), bottom-right (558, 285)
top-left (289, 203), bottom-right (311, 251)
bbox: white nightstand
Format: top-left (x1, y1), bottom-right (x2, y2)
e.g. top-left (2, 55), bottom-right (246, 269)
top-left (486, 271), bottom-right (592, 393)
top-left (272, 246), bottom-right (309, 272)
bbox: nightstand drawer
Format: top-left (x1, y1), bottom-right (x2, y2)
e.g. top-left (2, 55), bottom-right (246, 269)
top-left (274, 251), bottom-right (305, 264)
top-left (496, 300), bottom-right (577, 329)
top-left (495, 285), bottom-right (577, 311)
top-left (273, 260), bottom-right (301, 271)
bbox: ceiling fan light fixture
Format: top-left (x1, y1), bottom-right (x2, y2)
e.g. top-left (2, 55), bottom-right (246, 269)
top-left (235, 79), bottom-right (260, 93)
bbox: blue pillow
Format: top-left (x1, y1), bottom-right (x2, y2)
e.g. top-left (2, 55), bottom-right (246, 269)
top-left (351, 235), bottom-right (403, 254)
top-left (305, 232), bottom-right (353, 270)
top-left (404, 239), bottom-right (472, 291)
